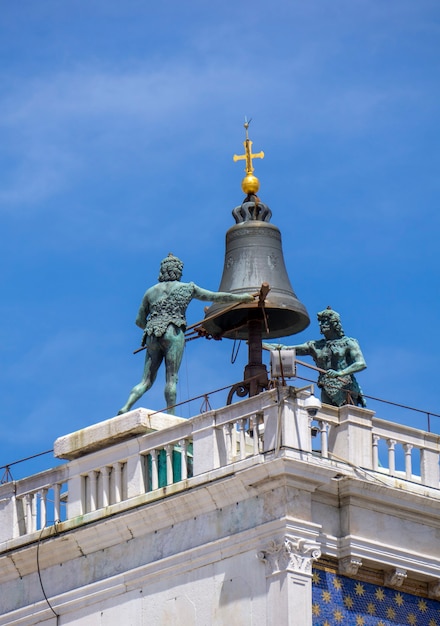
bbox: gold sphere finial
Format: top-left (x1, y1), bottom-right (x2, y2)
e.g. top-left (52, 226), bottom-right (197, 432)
top-left (233, 118), bottom-right (264, 195)
top-left (242, 173), bottom-right (260, 194)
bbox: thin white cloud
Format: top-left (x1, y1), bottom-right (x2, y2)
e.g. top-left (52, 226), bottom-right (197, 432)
top-left (0, 44), bottom-right (419, 215)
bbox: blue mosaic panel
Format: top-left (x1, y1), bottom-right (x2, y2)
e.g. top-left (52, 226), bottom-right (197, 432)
top-left (312, 567), bottom-right (440, 625)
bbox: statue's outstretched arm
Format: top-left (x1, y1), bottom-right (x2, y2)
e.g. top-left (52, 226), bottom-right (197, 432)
top-left (262, 341), bottom-right (311, 356)
top-left (192, 284), bottom-right (254, 303)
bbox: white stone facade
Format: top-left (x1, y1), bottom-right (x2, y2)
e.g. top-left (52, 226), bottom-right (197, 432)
top-left (1, 387), bottom-right (440, 624)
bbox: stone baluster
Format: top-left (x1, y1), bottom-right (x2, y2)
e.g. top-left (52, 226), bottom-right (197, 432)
top-left (150, 450), bottom-right (159, 491)
top-left (319, 421), bottom-right (329, 459)
top-left (25, 493), bottom-right (36, 534)
top-left (404, 443), bottom-right (413, 480)
top-left (251, 414), bottom-right (261, 455)
top-left (239, 418), bottom-right (247, 460)
top-left (372, 434), bottom-right (380, 470)
top-left (387, 439), bottom-right (396, 476)
top-left (101, 466), bottom-right (110, 507)
top-left (113, 462), bottom-right (122, 503)
top-left (53, 483), bottom-right (61, 522)
top-left (88, 471), bottom-right (97, 512)
top-left (180, 439), bottom-right (188, 480)
top-left (224, 423), bottom-right (233, 464)
top-left (166, 445), bottom-right (173, 486)
top-left (39, 488), bottom-right (48, 528)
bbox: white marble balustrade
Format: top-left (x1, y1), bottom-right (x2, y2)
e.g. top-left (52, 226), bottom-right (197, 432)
top-left (0, 466), bottom-right (68, 542)
top-left (371, 418), bottom-right (440, 486)
top-left (1, 388), bottom-right (439, 547)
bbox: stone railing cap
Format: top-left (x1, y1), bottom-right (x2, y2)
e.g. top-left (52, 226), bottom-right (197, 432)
top-left (54, 408), bottom-right (187, 460)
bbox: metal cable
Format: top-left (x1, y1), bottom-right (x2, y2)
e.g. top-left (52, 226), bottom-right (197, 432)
top-left (36, 522), bottom-right (60, 621)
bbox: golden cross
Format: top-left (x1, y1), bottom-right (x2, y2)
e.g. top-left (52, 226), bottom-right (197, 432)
top-left (233, 120), bottom-right (264, 174)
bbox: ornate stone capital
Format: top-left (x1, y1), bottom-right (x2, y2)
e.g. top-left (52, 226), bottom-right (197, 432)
top-left (258, 536), bottom-right (321, 576)
top-left (385, 568), bottom-right (407, 587)
top-left (338, 556), bottom-right (362, 576)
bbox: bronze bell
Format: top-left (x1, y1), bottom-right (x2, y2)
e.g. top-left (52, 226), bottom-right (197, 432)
top-left (203, 196), bottom-right (310, 340)
top-left (202, 122), bottom-right (309, 402)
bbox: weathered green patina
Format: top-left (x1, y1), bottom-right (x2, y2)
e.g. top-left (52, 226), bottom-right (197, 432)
top-left (118, 254), bottom-right (254, 415)
top-left (265, 307), bottom-right (367, 407)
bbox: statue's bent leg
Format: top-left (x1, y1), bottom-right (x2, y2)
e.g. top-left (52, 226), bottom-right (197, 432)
top-left (118, 342), bottom-right (163, 414)
top-left (163, 326), bottom-right (185, 415)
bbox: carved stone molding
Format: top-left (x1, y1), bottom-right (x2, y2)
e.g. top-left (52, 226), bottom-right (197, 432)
top-left (385, 568), bottom-right (407, 587)
top-left (258, 536), bottom-right (321, 576)
top-left (428, 581), bottom-right (440, 600)
top-left (338, 556), bottom-right (362, 576)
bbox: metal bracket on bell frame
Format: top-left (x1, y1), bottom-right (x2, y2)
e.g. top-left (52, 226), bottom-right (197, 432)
top-left (227, 283), bottom-right (271, 405)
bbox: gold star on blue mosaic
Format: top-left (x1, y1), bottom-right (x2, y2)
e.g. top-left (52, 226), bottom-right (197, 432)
top-left (375, 588), bottom-right (385, 602)
top-left (367, 602), bottom-right (376, 615)
top-left (394, 592), bottom-right (404, 606)
top-left (418, 599), bottom-right (427, 612)
top-left (312, 567), bottom-right (440, 625)
top-left (344, 595), bottom-right (354, 609)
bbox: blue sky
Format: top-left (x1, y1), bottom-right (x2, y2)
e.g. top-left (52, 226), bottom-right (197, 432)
top-left (1, 1), bottom-right (439, 479)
